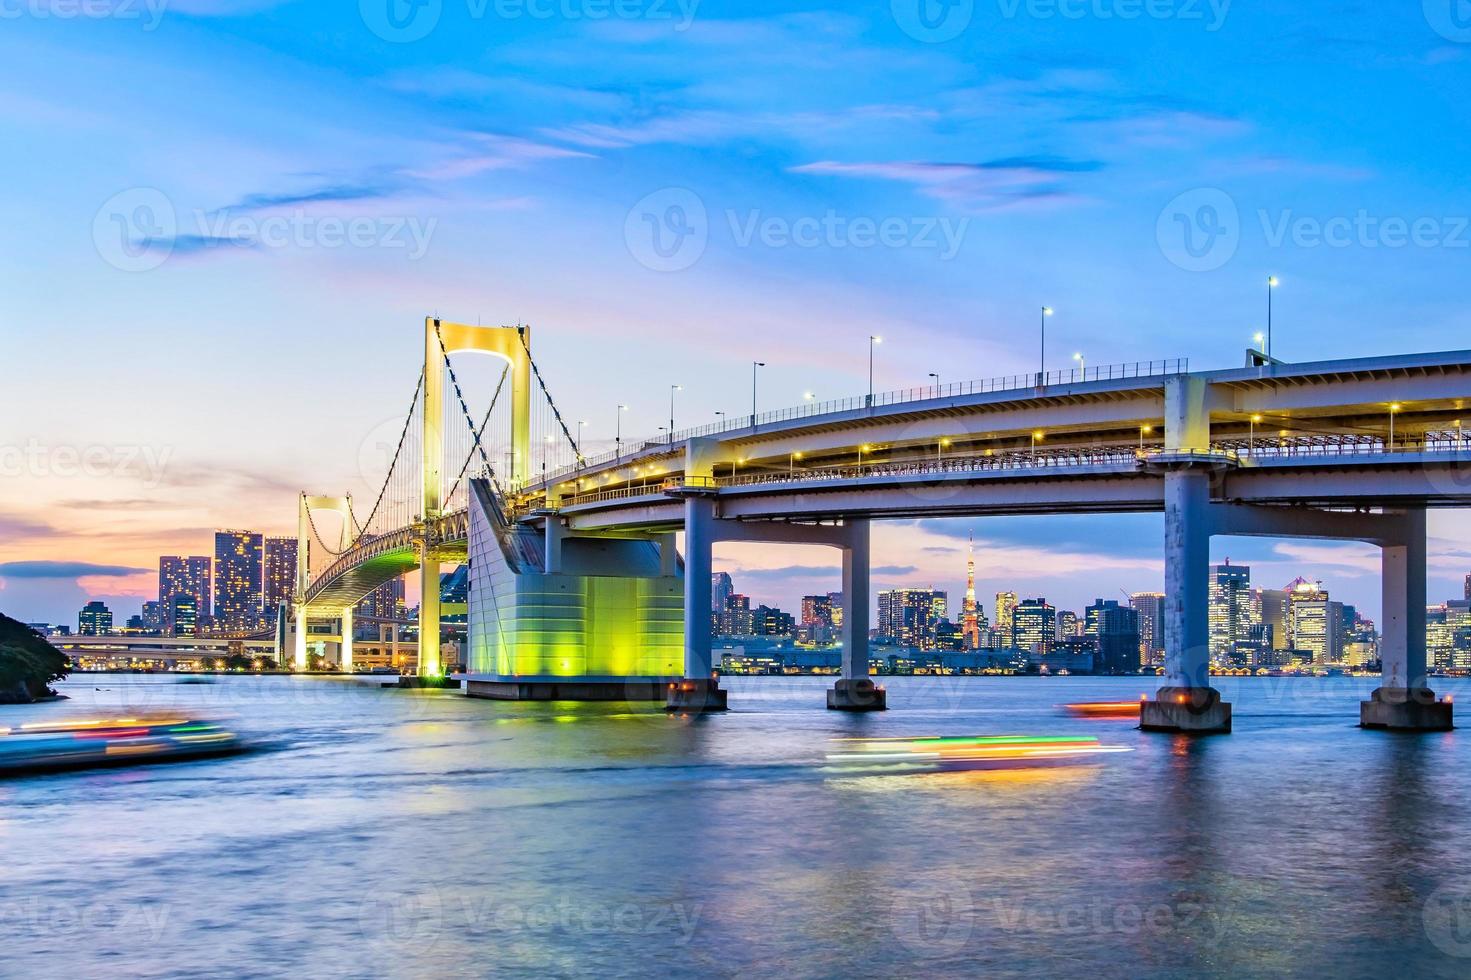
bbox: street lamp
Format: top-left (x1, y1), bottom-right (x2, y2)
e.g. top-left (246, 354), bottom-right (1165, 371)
top-left (1040, 307), bottom-right (1053, 384)
top-left (669, 384), bottom-right (682, 444)
top-left (929, 372), bottom-right (941, 395)
top-left (1140, 424), bottom-right (1152, 451)
top-left (751, 361), bottom-right (765, 428)
top-left (789, 450), bottom-right (803, 475)
top-left (1266, 276), bottom-right (1279, 359)
top-left (868, 336), bottom-right (882, 407)
top-left (1249, 414), bottom-right (1262, 453)
top-left (937, 437), bottom-right (951, 463)
top-left (1031, 429), bottom-right (1044, 460)
top-left (615, 404), bottom-right (628, 458)
top-left (576, 420), bottom-right (589, 469)
top-left (542, 433), bottom-right (554, 481)
top-left (1073, 352), bottom-right (1085, 381)
top-left (858, 443), bottom-right (871, 469)
top-left (1389, 403), bottom-right (1401, 453)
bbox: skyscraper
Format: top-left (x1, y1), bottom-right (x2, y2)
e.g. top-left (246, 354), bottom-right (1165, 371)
top-left (1131, 592), bottom-right (1165, 667)
top-left (995, 591), bottom-right (1018, 644)
top-left (1085, 599), bottom-right (1142, 674)
top-left (263, 536), bottom-right (298, 612)
top-left (168, 593), bottom-right (198, 638)
top-left (1011, 598), bottom-right (1055, 653)
top-left (961, 534), bottom-right (982, 650)
top-left (78, 600), bottom-right (112, 635)
top-left (214, 530), bottom-right (264, 631)
top-left (711, 572), bottom-right (734, 615)
top-left (801, 595), bottom-right (835, 628)
top-left (358, 577), bottom-right (407, 619)
top-left (877, 589), bottom-right (947, 650)
top-left (159, 555), bottom-right (211, 633)
top-left (1208, 561), bottom-right (1256, 663)
top-left (1259, 588), bottom-right (1290, 651)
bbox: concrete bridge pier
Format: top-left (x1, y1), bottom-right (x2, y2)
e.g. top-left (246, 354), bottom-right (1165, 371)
top-left (293, 605), bottom-right (308, 671)
top-left (828, 518), bottom-right (885, 711)
top-left (1361, 508), bottom-right (1452, 731)
top-left (666, 493), bottom-right (728, 712)
top-left (1142, 466), bottom-right (1232, 733)
top-left (340, 607), bottom-right (354, 674)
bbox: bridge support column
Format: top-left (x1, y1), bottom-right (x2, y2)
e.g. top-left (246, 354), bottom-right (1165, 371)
top-left (293, 606), bottom-right (307, 672)
top-left (829, 519), bottom-right (885, 711)
top-left (1362, 508), bottom-right (1451, 730)
top-left (340, 608), bottom-right (354, 674)
top-left (1142, 468), bottom-right (1231, 733)
top-left (666, 494), bottom-right (727, 712)
top-left (419, 545), bottom-right (442, 678)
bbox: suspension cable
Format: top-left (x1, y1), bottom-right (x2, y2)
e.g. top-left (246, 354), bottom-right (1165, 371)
top-left (516, 325), bottom-right (582, 465)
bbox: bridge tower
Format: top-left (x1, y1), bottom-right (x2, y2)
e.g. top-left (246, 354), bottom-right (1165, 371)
top-left (420, 317), bottom-right (532, 677)
top-left (294, 494), bottom-right (354, 671)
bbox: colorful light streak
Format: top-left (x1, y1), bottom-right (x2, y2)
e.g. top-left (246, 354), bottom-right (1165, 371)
top-left (826, 734), bottom-right (1130, 773)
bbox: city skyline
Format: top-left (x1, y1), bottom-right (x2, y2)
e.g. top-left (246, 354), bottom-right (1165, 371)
top-left (5, 3), bottom-right (1471, 625)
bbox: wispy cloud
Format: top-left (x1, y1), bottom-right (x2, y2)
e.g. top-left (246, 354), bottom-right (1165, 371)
top-left (790, 157), bottom-right (1103, 212)
top-left (0, 561), bottom-right (149, 579)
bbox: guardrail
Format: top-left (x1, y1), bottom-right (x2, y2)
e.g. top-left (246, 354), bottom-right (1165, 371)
top-left (541, 357), bottom-right (1189, 484)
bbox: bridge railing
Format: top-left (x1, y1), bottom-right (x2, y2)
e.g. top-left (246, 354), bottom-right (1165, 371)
top-left (541, 357), bottom-right (1190, 485)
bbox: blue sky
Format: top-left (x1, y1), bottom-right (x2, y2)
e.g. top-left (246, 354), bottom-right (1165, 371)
top-left (3, 0), bottom-right (1471, 624)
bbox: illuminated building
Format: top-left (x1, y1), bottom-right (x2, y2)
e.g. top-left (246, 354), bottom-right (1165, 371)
top-left (263, 536), bottom-right (298, 612)
top-left (827, 591), bottom-right (844, 628)
top-left (711, 572), bottom-right (734, 615)
top-left (141, 600), bottom-right (163, 632)
top-left (1259, 588), bottom-right (1290, 651)
top-left (719, 594), bottom-right (754, 636)
top-left (801, 595), bottom-right (835, 628)
top-left (159, 555), bottom-right (211, 634)
top-left (1084, 599), bottom-right (1141, 674)
top-left (357, 577), bottom-right (407, 619)
top-left (877, 588), bottom-right (947, 650)
top-left (754, 605), bottom-right (795, 637)
top-left (213, 530), bottom-right (264, 631)
top-left (1283, 578), bottom-right (1336, 663)
top-left (1011, 598), bottom-right (1055, 653)
top-left (1057, 609), bottom-right (1080, 640)
top-left (78, 600), bottom-right (112, 636)
top-left (995, 591), bottom-right (1018, 643)
top-left (168, 593), bottom-right (198, 637)
top-left (1131, 592), bottom-right (1165, 667)
top-left (1208, 561), bottom-right (1257, 663)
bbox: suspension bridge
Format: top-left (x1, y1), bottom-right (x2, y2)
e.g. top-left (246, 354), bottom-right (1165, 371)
top-left (292, 319), bottom-right (1471, 731)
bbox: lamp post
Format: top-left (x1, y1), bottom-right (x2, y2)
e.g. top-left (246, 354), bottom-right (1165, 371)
top-left (1031, 430), bottom-right (1043, 461)
top-left (1266, 276), bottom-right (1279, 359)
top-left (1040, 307), bottom-right (1053, 385)
top-left (1140, 424), bottom-right (1151, 451)
top-left (1249, 414), bottom-right (1262, 454)
top-left (867, 336), bottom-right (882, 407)
top-left (615, 405), bottom-right (628, 458)
top-left (789, 450), bottom-right (803, 476)
top-left (858, 443), bottom-right (870, 470)
top-left (937, 437), bottom-right (951, 464)
top-left (715, 411), bottom-right (726, 428)
top-left (1389, 403), bottom-right (1401, 453)
top-left (751, 361), bottom-right (765, 428)
top-left (669, 384), bottom-right (682, 445)
top-left (929, 372), bottom-right (941, 396)
top-left (1073, 352), bottom-right (1085, 381)
top-left (576, 420), bottom-right (588, 469)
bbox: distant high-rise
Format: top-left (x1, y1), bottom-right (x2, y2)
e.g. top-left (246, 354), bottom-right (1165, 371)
top-left (1208, 561), bottom-right (1256, 662)
top-left (1465, 572), bottom-right (1470, 602)
top-left (1286, 579), bottom-right (1340, 664)
top-left (78, 600), bottom-right (112, 636)
top-left (214, 530), bottom-right (264, 630)
top-left (827, 591), bottom-right (844, 628)
top-left (719, 594), bottom-right (754, 636)
top-left (1085, 599), bottom-right (1141, 674)
top-left (1259, 588), bottom-right (1290, 651)
top-left (358, 577), bottom-right (407, 619)
top-left (878, 588), bottom-right (947, 650)
top-left (168, 593), bottom-right (198, 637)
top-left (1057, 609), bottom-right (1080, 640)
top-left (159, 555), bottom-right (211, 633)
top-left (712, 572), bottom-right (734, 615)
top-left (263, 537), bottom-right (298, 612)
top-left (995, 591), bottom-right (1018, 642)
top-left (1011, 598), bottom-right (1055, 653)
top-left (1131, 592), bottom-right (1165, 667)
top-left (801, 595), bottom-right (835, 628)
top-left (141, 600), bottom-right (164, 632)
